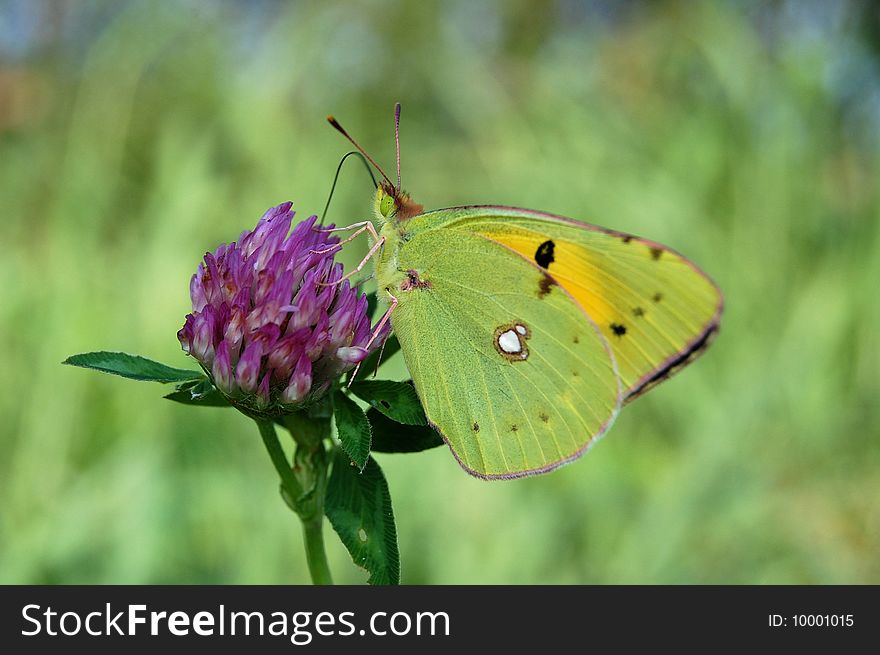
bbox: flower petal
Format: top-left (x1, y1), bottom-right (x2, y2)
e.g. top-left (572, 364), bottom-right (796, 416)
top-left (235, 341), bottom-right (262, 393)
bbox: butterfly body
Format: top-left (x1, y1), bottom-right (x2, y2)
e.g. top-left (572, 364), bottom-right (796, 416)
top-left (369, 182), bottom-right (722, 480)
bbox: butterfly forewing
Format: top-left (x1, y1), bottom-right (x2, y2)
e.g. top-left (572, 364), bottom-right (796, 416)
top-left (406, 206), bottom-right (723, 402)
top-left (390, 228), bottom-right (622, 479)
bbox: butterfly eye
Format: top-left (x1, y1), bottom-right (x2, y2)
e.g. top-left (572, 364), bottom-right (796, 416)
top-left (380, 192), bottom-right (396, 218)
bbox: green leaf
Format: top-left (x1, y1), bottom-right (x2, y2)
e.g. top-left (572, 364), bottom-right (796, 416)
top-left (333, 389), bottom-right (371, 471)
top-left (164, 378), bottom-right (230, 407)
top-left (367, 408), bottom-right (444, 453)
top-left (349, 379), bottom-right (426, 425)
top-left (365, 291), bottom-right (379, 321)
top-left (63, 351), bottom-right (202, 383)
top-left (349, 334), bottom-right (401, 383)
top-left (325, 448), bottom-right (399, 585)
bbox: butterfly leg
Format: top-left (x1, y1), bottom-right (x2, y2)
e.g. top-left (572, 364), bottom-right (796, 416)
top-left (320, 234), bottom-right (386, 286)
top-left (312, 220), bottom-right (375, 235)
top-left (310, 221), bottom-right (381, 255)
top-left (365, 291), bottom-right (397, 351)
top-left (347, 291), bottom-right (398, 385)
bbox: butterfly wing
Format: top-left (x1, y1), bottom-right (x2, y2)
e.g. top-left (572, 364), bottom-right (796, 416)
top-left (403, 206), bottom-right (723, 402)
top-left (390, 226), bottom-right (622, 479)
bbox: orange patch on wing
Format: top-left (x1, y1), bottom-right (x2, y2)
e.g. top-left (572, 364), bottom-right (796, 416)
top-left (482, 232), bottom-right (616, 332)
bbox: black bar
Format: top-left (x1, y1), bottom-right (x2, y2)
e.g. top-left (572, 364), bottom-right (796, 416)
top-left (1, 586), bottom-right (876, 652)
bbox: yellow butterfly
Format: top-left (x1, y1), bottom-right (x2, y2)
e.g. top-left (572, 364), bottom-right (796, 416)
top-left (329, 104), bottom-right (722, 479)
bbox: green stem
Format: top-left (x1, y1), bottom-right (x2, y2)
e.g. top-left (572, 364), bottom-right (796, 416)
top-left (301, 511), bottom-right (333, 585)
top-left (257, 419), bottom-right (302, 500)
top-left (256, 418), bottom-right (333, 585)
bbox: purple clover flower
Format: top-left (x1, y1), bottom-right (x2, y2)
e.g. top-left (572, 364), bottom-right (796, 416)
top-left (178, 202), bottom-right (385, 414)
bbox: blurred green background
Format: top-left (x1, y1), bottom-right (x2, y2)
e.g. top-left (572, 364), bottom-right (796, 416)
top-left (2, 0), bottom-right (878, 584)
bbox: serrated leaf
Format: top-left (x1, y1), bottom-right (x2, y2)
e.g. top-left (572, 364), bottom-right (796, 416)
top-left (63, 351), bottom-right (202, 383)
top-left (325, 448), bottom-right (399, 585)
top-left (164, 378), bottom-right (230, 407)
top-left (333, 389), bottom-right (371, 471)
top-left (367, 408), bottom-right (444, 453)
top-left (349, 334), bottom-right (401, 383)
top-left (349, 379), bottom-right (426, 425)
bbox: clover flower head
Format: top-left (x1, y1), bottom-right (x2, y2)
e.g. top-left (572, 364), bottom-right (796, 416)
top-left (178, 202), bottom-right (385, 414)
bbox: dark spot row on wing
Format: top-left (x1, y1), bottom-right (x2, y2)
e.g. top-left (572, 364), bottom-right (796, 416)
top-left (471, 412), bottom-right (553, 438)
top-left (534, 240), bottom-right (555, 269)
top-left (633, 306), bottom-right (645, 317)
top-left (653, 292), bottom-right (663, 303)
top-left (619, 233), bottom-right (664, 261)
top-left (610, 322), bottom-right (627, 337)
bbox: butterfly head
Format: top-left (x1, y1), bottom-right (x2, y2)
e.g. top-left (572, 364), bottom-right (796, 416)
top-left (329, 103), bottom-right (423, 225)
top-left (375, 181), bottom-right (423, 225)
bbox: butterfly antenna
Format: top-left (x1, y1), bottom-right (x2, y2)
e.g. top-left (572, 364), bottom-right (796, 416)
top-left (327, 114), bottom-right (395, 189)
top-left (320, 151), bottom-right (378, 226)
top-left (394, 102), bottom-right (402, 191)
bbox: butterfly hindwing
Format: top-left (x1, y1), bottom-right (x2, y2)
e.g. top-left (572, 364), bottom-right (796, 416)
top-left (404, 206), bottom-right (723, 403)
top-left (390, 226), bottom-right (622, 479)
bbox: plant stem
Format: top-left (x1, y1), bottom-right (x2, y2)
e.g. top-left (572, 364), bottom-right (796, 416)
top-left (301, 511), bottom-right (333, 585)
top-left (256, 418), bottom-right (333, 585)
top-left (291, 436), bottom-right (333, 585)
top-left (257, 419), bottom-right (302, 500)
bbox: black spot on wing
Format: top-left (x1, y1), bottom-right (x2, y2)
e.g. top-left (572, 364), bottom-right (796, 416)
top-left (650, 247), bottom-right (663, 261)
top-left (622, 235), bottom-right (633, 244)
top-left (534, 240), bottom-right (555, 269)
top-left (610, 323), bottom-right (627, 337)
top-left (633, 306), bottom-right (645, 317)
top-left (473, 422), bottom-right (480, 432)
top-left (653, 292), bottom-right (663, 303)
top-left (539, 412), bottom-right (549, 423)
top-left (510, 424), bottom-right (518, 433)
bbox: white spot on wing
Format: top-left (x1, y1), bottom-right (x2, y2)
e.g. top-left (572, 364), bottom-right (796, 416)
top-left (494, 321), bottom-right (531, 362)
top-left (498, 330), bottom-right (521, 354)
